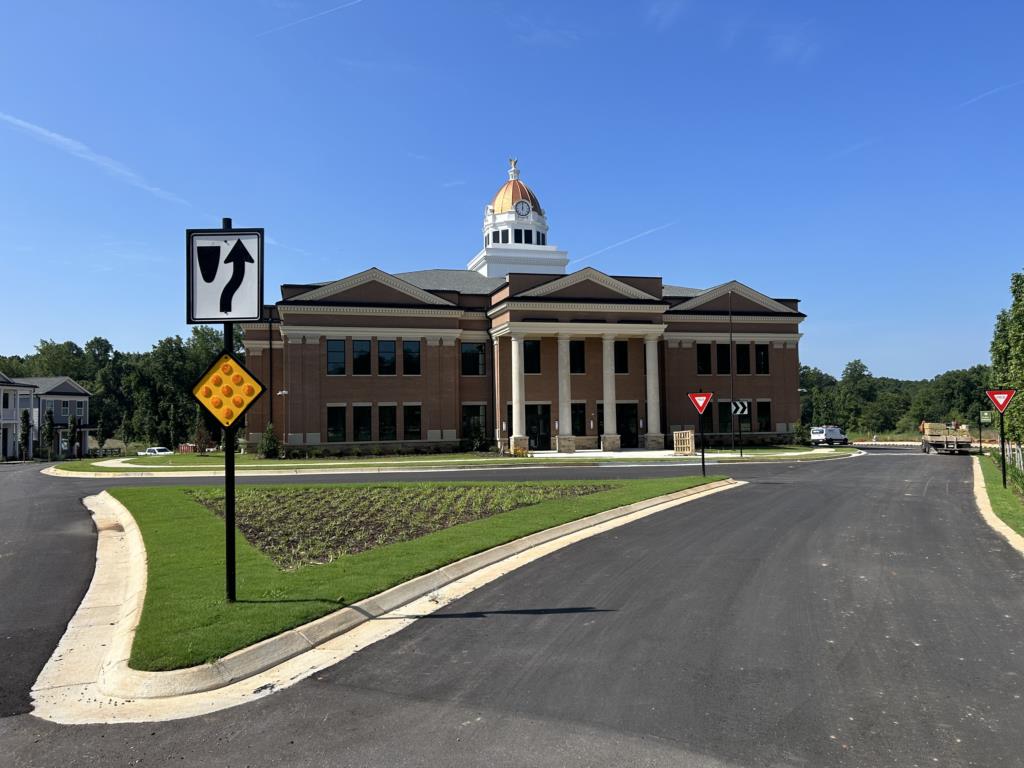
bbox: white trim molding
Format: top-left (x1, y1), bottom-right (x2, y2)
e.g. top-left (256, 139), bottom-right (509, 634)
top-left (671, 281), bottom-right (797, 315)
top-left (280, 325), bottom-right (465, 343)
top-left (517, 267), bottom-right (658, 301)
top-left (491, 321), bottom-right (667, 339)
top-left (664, 331), bottom-right (802, 345)
top-left (487, 301), bottom-right (668, 318)
top-left (278, 305), bottom-right (465, 319)
top-left (665, 313), bottom-right (804, 325)
top-left (289, 267), bottom-right (455, 306)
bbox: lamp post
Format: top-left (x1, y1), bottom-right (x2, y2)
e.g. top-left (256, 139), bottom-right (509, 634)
top-left (276, 390), bottom-right (289, 446)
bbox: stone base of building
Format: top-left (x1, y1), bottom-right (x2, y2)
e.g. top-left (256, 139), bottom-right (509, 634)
top-left (510, 435), bottom-right (530, 453)
top-left (643, 433), bottom-right (666, 450)
top-left (554, 435), bottom-right (575, 453)
top-left (573, 435), bottom-right (600, 450)
top-left (600, 434), bottom-right (620, 451)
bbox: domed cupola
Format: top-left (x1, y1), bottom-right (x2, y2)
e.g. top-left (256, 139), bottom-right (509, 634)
top-left (468, 159), bottom-right (569, 277)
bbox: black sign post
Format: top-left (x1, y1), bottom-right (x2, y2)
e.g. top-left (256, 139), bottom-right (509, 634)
top-left (221, 218), bottom-right (237, 602)
top-left (1000, 409), bottom-right (1007, 489)
top-left (731, 400), bottom-right (749, 459)
top-left (699, 417), bottom-right (706, 477)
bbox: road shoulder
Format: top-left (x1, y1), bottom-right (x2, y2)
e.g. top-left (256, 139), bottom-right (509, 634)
top-left (972, 455), bottom-right (1024, 555)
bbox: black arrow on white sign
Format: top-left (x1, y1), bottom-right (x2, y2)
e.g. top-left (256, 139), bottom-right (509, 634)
top-left (219, 239), bottom-right (254, 313)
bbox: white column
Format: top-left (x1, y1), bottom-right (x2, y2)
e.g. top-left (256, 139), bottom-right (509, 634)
top-left (602, 335), bottom-right (617, 438)
top-left (557, 336), bottom-right (572, 435)
top-left (510, 335), bottom-right (526, 441)
top-left (645, 335), bottom-right (661, 437)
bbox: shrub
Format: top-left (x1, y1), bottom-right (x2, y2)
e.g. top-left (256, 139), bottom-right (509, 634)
top-left (257, 423), bottom-right (280, 459)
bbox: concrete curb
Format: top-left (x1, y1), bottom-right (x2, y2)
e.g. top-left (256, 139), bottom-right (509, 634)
top-left (972, 456), bottom-right (1024, 555)
top-left (64, 479), bottom-right (741, 702)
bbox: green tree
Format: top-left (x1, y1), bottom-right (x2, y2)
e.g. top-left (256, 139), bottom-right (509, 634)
top-left (258, 422), bottom-right (280, 459)
top-left (18, 409), bottom-right (31, 459)
top-left (40, 409), bottom-right (55, 460)
top-left (66, 414), bottom-right (79, 459)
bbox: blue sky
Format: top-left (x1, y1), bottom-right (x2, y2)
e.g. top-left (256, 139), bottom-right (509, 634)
top-left (2, 1), bottom-right (1022, 380)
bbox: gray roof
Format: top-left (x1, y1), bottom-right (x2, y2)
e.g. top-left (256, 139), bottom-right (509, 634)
top-left (395, 269), bottom-right (507, 294)
top-left (12, 376), bottom-right (91, 396)
top-left (662, 284), bottom-right (704, 299)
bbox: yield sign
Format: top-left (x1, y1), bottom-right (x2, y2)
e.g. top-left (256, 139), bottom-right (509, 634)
top-left (987, 389), bottom-right (1017, 414)
top-left (688, 392), bottom-right (713, 414)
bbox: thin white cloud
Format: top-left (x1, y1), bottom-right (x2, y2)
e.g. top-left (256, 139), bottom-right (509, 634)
top-left (440, 179), bottom-right (466, 188)
top-left (0, 111), bottom-right (189, 205)
top-left (256, 0), bottom-right (365, 37)
top-left (569, 221), bottom-right (678, 267)
top-left (766, 21), bottom-right (819, 63)
top-left (956, 78), bottom-right (1024, 109)
top-left (829, 138), bottom-right (878, 160)
top-left (646, 0), bottom-right (687, 31)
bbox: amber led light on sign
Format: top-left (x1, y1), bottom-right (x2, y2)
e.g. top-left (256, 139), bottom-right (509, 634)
top-left (192, 352), bottom-right (265, 428)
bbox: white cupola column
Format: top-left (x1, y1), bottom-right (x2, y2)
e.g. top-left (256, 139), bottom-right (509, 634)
top-left (601, 335), bottom-right (620, 451)
top-left (510, 335), bottom-right (528, 452)
top-left (644, 335), bottom-right (664, 449)
top-left (556, 335), bottom-right (575, 453)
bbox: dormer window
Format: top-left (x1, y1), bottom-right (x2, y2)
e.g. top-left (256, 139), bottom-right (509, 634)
top-left (524, 230), bottom-right (533, 244)
top-left (501, 229), bottom-right (509, 244)
top-left (514, 229), bottom-right (523, 244)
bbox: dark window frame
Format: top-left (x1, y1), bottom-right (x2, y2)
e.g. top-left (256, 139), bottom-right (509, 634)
top-left (755, 344), bottom-right (770, 375)
top-left (514, 228), bottom-right (523, 244)
top-left (569, 340), bottom-right (586, 374)
top-left (460, 342), bottom-right (486, 376)
top-left (736, 343), bottom-right (751, 375)
top-left (716, 343), bottom-right (731, 375)
top-left (402, 340), bottom-right (421, 376)
top-left (614, 340), bottom-right (629, 374)
top-left (378, 340), bottom-right (396, 376)
top-left (696, 344), bottom-right (712, 375)
top-left (461, 404), bottom-right (486, 439)
top-left (570, 402), bottom-right (587, 436)
top-left (757, 400), bottom-right (772, 432)
top-left (378, 405), bottom-right (397, 441)
top-left (326, 405), bottom-right (346, 442)
top-left (326, 339), bottom-right (346, 376)
top-left (523, 229), bottom-right (533, 244)
top-left (403, 405), bottom-right (421, 440)
top-left (352, 340), bottom-right (372, 376)
top-left (523, 339), bottom-right (541, 374)
top-left (352, 405), bottom-right (372, 441)
top-left (717, 401), bottom-right (732, 434)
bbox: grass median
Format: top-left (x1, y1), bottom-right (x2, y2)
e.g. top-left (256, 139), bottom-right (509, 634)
top-left (111, 476), bottom-right (721, 671)
top-left (980, 453), bottom-right (1024, 536)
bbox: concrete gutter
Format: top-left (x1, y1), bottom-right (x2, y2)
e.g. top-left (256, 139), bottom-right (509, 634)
top-left (972, 456), bottom-right (1024, 555)
top-left (32, 478), bottom-right (742, 723)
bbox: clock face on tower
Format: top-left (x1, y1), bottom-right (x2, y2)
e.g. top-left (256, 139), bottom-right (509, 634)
top-left (514, 200), bottom-right (531, 217)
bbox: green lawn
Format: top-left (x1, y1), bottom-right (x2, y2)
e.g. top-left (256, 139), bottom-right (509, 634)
top-left (980, 453), bottom-right (1024, 536)
top-left (111, 476), bottom-right (721, 671)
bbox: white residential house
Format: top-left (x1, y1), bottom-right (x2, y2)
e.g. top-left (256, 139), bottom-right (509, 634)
top-left (9, 376), bottom-right (93, 458)
top-left (1, 373), bottom-right (37, 459)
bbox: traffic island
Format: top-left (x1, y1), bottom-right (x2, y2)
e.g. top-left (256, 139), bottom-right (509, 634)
top-left (32, 476), bottom-right (741, 722)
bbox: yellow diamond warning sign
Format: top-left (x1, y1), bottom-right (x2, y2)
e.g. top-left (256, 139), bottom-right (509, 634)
top-left (193, 352), bottom-right (265, 428)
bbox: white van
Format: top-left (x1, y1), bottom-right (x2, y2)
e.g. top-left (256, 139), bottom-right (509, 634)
top-left (810, 426), bottom-right (848, 446)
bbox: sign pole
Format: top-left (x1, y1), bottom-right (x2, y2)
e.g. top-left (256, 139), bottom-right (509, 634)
top-left (978, 412), bottom-right (983, 456)
top-left (699, 415), bottom-right (706, 477)
top-left (222, 216), bottom-right (237, 603)
top-left (738, 409), bottom-right (744, 458)
top-left (1000, 409), bottom-right (1007, 489)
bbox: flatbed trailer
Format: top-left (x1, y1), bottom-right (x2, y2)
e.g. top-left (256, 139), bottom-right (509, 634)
top-left (920, 422), bottom-right (972, 455)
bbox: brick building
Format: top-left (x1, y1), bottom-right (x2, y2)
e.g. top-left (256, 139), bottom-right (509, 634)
top-left (243, 161), bottom-right (804, 452)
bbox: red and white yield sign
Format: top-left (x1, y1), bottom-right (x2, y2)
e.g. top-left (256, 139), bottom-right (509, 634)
top-left (688, 392), bottom-right (714, 414)
top-left (987, 389), bottom-right (1017, 413)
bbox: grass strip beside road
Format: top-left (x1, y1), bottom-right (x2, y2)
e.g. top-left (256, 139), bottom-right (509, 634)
top-left (981, 453), bottom-right (1024, 536)
top-left (111, 476), bottom-right (720, 671)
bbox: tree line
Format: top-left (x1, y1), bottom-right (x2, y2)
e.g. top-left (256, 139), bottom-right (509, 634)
top-left (0, 327), bottom-right (243, 450)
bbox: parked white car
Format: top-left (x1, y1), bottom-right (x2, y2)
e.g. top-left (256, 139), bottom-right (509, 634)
top-left (137, 446), bottom-right (174, 456)
top-left (810, 426), bottom-right (849, 446)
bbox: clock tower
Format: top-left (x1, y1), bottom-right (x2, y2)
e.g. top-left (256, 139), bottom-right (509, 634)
top-left (468, 159), bottom-right (569, 277)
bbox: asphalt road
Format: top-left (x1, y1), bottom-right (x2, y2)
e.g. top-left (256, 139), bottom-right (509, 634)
top-left (3, 451), bottom-right (1024, 766)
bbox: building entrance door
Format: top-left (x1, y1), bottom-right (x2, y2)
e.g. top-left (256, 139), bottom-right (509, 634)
top-left (525, 404), bottom-right (551, 450)
top-left (616, 403), bottom-right (639, 448)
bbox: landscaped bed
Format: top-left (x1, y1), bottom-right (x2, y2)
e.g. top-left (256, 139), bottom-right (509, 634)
top-left (110, 476), bottom-right (721, 671)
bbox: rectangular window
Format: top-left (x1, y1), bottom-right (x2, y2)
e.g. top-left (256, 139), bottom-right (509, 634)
top-left (378, 405), bottom-right (397, 441)
top-left (2, 393), bottom-right (7, 409)
top-left (353, 405), bottom-right (372, 441)
top-left (514, 228), bottom-right (523, 243)
top-left (403, 405), bottom-right (421, 440)
top-left (755, 344), bottom-right (770, 375)
top-left (61, 400), bottom-right (69, 416)
top-left (716, 343), bottom-right (731, 375)
top-left (461, 405), bottom-right (486, 438)
top-left (736, 343), bottom-right (750, 375)
top-left (76, 401), bottom-right (84, 416)
top-left (378, 340), bottom-right (396, 375)
top-left (403, 340), bottom-right (421, 375)
top-left (501, 229), bottom-right (509, 244)
top-left (571, 403), bottom-right (587, 436)
top-left (757, 401), bottom-right (772, 432)
top-left (539, 232), bottom-right (546, 245)
top-left (700, 407), bottom-right (714, 435)
top-left (696, 344), bottom-right (711, 375)
top-left (461, 342), bottom-right (486, 376)
top-left (524, 229), bottom-right (533, 244)
top-left (524, 339), bottom-right (541, 374)
top-left (353, 340), bottom-right (371, 375)
top-left (326, 406), bottom-right (346, 442)
top-left (327, 339), bottom-right (345, 375)
top-left (717, 402), bottom-right (731, 434)
top-left (569, 340), bottom-right (586, 374)
top-left (614, 340), bottom-right (629, 374)
top-left (597, 403), bottom-right (604, 435)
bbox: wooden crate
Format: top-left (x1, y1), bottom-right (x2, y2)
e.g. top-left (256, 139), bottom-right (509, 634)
top-left (673, 430), bottom-right (695, 456)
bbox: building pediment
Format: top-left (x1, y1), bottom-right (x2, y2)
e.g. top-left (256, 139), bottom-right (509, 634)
top-left (671, 281), bottom-right (797, 315)
top-left (517, 268), bottom-right (657, 301)
top-left (288, 268), bottom-right (455, 307)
